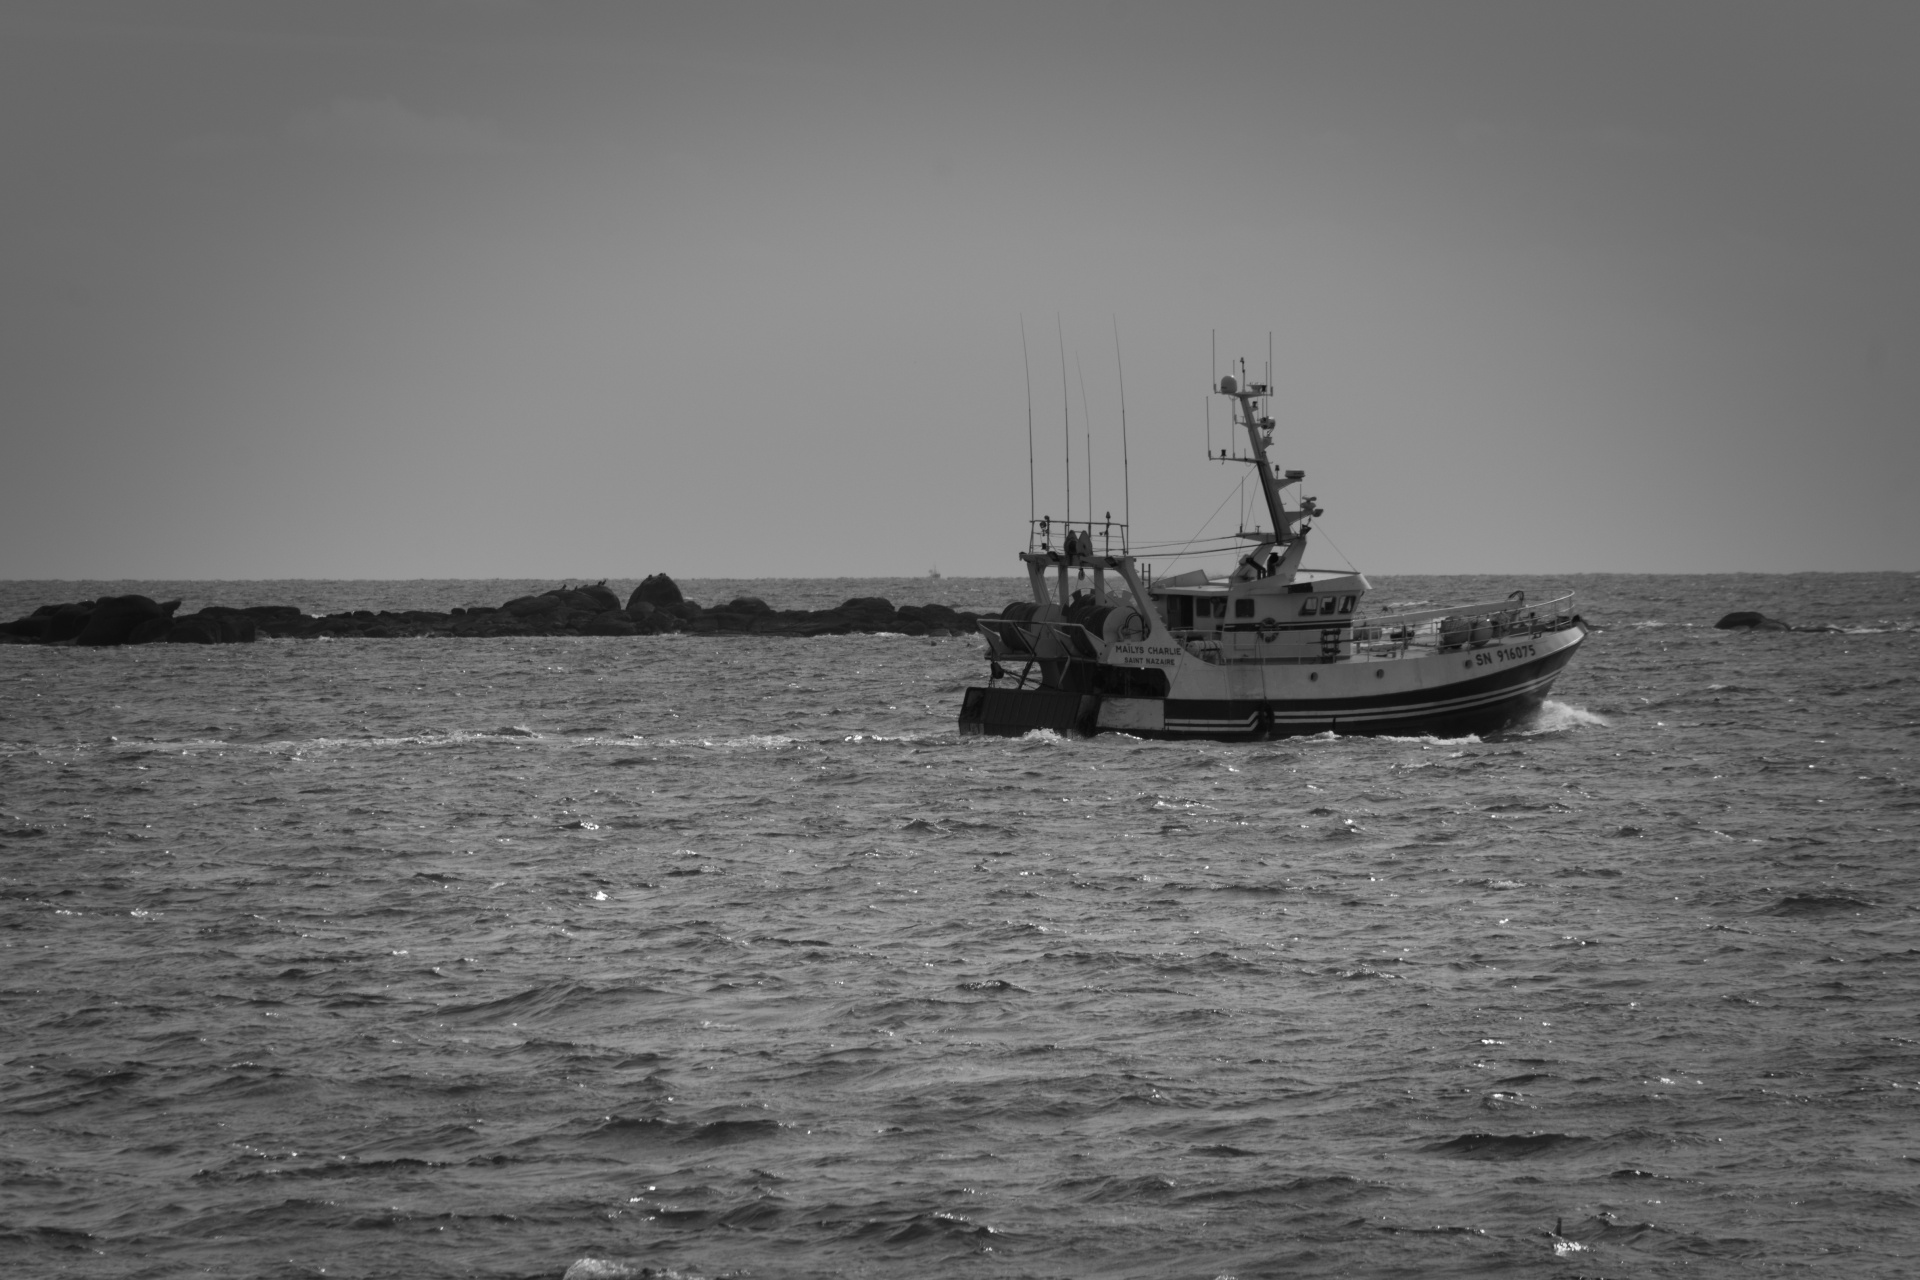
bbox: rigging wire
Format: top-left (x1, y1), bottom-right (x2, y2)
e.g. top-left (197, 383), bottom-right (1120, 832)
top-left (1313, 522), bottom-right (1361, 573)
top-left (1153, 480), bottom-right (1248, 569)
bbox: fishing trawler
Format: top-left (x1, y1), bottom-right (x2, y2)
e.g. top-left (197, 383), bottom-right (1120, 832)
top-left (959, 365), bottom-right (1587, 739)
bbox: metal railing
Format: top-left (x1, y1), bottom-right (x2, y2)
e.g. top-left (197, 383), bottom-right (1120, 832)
top-left (1029, 516), bottom-right (1129, 557)
top-left (1161, 591), bottom-right (1578, 664)
top-left (1347, 591), bottom-right (1578, 659)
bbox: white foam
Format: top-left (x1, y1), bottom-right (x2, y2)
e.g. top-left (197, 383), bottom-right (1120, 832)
top-left (700, 734), bottom-right (796, 750)
top-left (1518, 700), bottom-right (1608, 733)
top-left (1019, 728), bottom-right (1065, 743)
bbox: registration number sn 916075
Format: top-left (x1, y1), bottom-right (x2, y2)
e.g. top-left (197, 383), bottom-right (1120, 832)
top-left (1474, 642), bottom-right (1538, 667)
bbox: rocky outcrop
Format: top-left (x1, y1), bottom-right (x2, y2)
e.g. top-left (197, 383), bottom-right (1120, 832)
top-left (1, 580), bottom-right (982, 645)
top-left (629, 574), bottom-right (684, 610)
top-left (502, 594), bottom-right (563, 617)
top-left (74, 595), bottom-right (167, 646)
top-left (44, 603), bottom-right (95, 643)
top-left (574, 581), bottom-right (623, 612)
top-left (127, 616), bottom-right (176, 645)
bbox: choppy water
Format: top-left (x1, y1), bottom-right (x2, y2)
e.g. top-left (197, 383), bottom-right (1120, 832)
top-left (2, 573), bottom-right (1915, 1279)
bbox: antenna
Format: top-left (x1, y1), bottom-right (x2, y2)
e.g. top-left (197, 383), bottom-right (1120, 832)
top-left (1021, 316), bottom-right (1035, 534)
top-left (1112, 316), bottom-right (1130, 551)
top-left (1206, 328), bottom-right (1215, 458)
top-left (1056, 314), bottom-right (1071, 526)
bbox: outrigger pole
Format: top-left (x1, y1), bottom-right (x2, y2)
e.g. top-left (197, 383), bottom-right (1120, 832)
top-left (1057, 314), bottom-right (1071, 527)
top-left (1021, 316), bottom-right (1035, 531)
top-left (1113, 316), bottom-right (1130, 553)
top-left (1076, 351), bottom-right (1092, 540)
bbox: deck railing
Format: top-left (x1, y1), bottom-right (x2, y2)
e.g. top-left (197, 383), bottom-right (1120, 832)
top-left (1164, 591), bottom-right (1579, 664)
top-left (1029, 516), bottom-right (1129, 557)
top-left (1348, 591), bottom-right (1578, 658)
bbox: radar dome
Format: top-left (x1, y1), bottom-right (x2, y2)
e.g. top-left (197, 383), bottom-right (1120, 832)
top-left (1218, 374), bottom-right (1237, 393)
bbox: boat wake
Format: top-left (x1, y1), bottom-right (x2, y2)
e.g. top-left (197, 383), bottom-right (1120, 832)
top-left (1516, 699), bottom-right (1608, 734)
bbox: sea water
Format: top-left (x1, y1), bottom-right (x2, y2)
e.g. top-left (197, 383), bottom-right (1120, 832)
top-left (1, 573), bottom-right (1915, 1279)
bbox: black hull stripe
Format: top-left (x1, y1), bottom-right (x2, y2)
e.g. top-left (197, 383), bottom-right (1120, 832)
top-left (1147, 643), bottom-right (1581, 737)
top-left (1167, 643), bottom-right (1578, 722)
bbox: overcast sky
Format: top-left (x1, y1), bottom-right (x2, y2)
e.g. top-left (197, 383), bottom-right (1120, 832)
top-left (2, 1), bottom-right (1914, 578)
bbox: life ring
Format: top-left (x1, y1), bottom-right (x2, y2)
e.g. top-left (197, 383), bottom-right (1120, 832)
top-left (1257, 616), bottom-right (1279, 642)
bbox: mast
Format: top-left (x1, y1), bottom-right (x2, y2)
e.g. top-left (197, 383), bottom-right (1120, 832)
top-left (1219, 369), bottom-right (1292, 542)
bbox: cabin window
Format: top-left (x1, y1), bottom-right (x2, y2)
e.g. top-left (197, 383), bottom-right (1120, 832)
top-left (1235, 598), bottom-right (1254, 618)
top-left (1210, 598), bottom-right (1227, 618)
top-left (1341, 595), bottom-right (1356, 614)
top-left (1300, 597), bottom-right (1319, 616)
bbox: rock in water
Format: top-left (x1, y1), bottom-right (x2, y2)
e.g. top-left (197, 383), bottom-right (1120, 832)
top-left (576, 581), bottom-right (622, 612)
top-left (1, 615), bottom-right (50, 639)
top-left (629, 574), bottom-right (684, 609)
top-left (43, 602), bottom-right (96, 643)
top-left (215, 614), bottom-right (258, 643)
top-left (75, 595), bottom-right (164, 647)
top-left (127, 617), bottom-right (174, 645)
top-left (580, 611), bottom-right (638, 636)
top-left (166, 617), bottom-right (222, 644)
top-left (1715, 611), bottom-right (1792, 631)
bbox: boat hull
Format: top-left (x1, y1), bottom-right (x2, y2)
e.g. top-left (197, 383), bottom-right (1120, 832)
top-left (961, 621), bottom-right (1586, 741)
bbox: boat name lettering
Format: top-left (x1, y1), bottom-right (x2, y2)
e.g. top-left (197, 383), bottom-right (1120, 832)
top-left (1474, 643), bottom-right (1538, 667)
top-left (1110, 642), bottom-right (1181, 668)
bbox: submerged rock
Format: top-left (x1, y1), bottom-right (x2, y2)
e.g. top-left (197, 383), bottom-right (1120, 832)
top-left (1715, 611), bottom-right (1792, 631)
